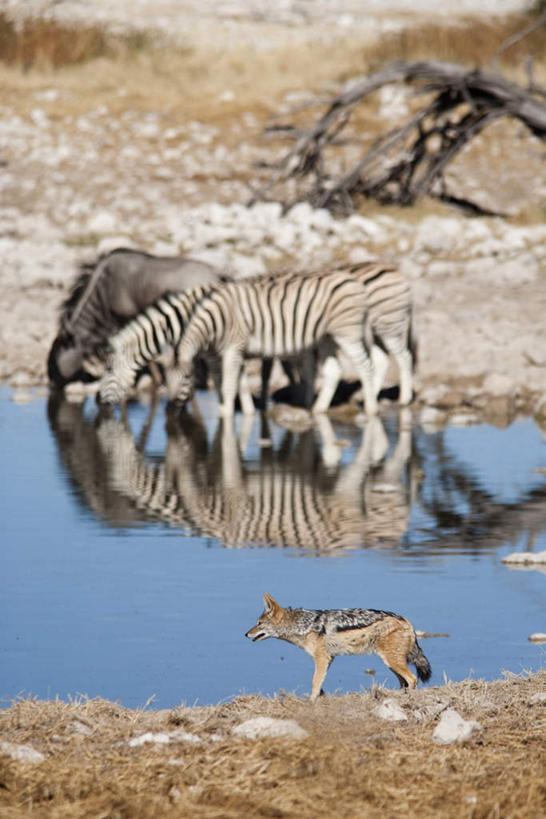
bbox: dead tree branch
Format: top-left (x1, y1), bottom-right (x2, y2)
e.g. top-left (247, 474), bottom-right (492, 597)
top-left (249, 60), bottom-right (546, 214)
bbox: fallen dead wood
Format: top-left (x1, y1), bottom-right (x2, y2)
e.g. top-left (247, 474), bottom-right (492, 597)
top-left (249, 60), bottom-right (546, 215)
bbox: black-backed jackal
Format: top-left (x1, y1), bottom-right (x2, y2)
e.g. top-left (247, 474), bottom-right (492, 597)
top-left (245, 593), bottom-right (431, 700)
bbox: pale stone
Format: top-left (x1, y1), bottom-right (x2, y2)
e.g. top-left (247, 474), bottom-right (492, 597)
top-left (376, 698), bottom-right (407, 722)
top-left (502, 551), bottom-right (546, 565)
top-left (87, 211), bottom-right (117, 235)
top-left (483, 372), bottom-right (515, 396)
top-left (0, 742), bottom-right (46, 764)
top-left (432, 709), bottom-right (482, 744)
top-left (128, 729), bottom-right (202, 747)
top-left (232, 717), bottom-right (308, 740)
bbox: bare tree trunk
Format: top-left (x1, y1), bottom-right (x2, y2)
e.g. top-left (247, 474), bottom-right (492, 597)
top-left (249, 60), bottom-right (546, 215)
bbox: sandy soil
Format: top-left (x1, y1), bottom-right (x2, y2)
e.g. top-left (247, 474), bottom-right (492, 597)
top-left (1, 671), bottom-right (545, 818)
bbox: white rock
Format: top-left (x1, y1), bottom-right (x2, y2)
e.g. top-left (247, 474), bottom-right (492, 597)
top-left (128, 729), bottom-right (201, 747)
top-left (87, 211), bottom-right (118, 235)
top-left (309, 208), bottom-right (334, 232)
top-left (128, 732), bottom-right (171, 747)
top-left (232, 717), bottom-right (308, 740)
top-left (68, 720), bottom-right (92, 736)
top-left (483, 373), bottom-right (515, 396)
top-left (0, 741), bottom-right (46, 764)
top-left (432, 709), bottom-right (482, 744)
top-left (420, 406), bottom-right (446, 428)
top-left (230, 253), bottom-right (266, 278)
top-left (287, 201), bottom-right (315, 226)
top-left (502, 551), bottom-right (546, 565)
top-left (376, 698), bottom-right (407, 722)
top-left (346, 214), bottom-right (385, 240)
top-left (448, 413), bottom-right (479, 427)
top-left (529, 692), bottom-right (546, 703)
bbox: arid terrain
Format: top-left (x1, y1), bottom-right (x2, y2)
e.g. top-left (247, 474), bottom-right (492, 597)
top-left (1, 672), bottom-right (545, 818)
top-left (1, 2), bottom-right (545, 816)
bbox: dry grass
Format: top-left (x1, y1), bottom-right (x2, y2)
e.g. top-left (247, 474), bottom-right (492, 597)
top-left (364, 13), bottom-right (546, 74)
top-left (1, 672), bottom-right (545, 818)
top-left (0, 12), bottom-right (152, 70)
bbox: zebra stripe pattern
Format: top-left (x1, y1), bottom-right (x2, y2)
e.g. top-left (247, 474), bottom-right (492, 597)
top-left (169, 262), bottom-right (411, 417)
top-left (312, 261), bottom-right (415, 411)
top-left (98, 284), bottom-right (216, 406)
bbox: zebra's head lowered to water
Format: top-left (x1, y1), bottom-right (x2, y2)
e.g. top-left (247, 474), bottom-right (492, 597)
top-left (47, 248), bottom-right (225, 389)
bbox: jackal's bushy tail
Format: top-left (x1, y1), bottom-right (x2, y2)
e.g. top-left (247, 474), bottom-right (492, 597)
top-left (408, 641), bottom-right (431, 682)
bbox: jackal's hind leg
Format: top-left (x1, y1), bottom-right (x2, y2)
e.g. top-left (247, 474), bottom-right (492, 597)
top-left (377, 649), bottom-right (418, 690)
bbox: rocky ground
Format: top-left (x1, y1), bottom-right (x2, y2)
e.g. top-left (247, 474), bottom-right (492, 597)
top-left (1, 671), bottom-right (545, 818)
top-left (1, 0), bottom-right (545, 428)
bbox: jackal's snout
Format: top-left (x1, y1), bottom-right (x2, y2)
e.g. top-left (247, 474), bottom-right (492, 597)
top-left (245, 624), bottom-right (267, 642)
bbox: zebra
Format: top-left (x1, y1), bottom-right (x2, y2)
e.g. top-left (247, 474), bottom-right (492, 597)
top-left (98, 283), bottom-right (256, 414)
top-left (263, 261), bottom-right (416, 410)
top-left (47, 247), bottom-right (227, 388)
top-left (167, 262), bottom-right (414, 417)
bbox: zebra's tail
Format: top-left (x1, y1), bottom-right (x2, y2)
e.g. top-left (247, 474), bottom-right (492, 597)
top-left (408, 310), bottom-right (418, 371)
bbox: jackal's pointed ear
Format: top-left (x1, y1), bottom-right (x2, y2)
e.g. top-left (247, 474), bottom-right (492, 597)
top-left (263, 593), bottom-right (280, 616)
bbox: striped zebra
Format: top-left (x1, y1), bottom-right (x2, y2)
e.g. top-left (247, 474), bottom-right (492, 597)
top-left (168, 261), bottom-right (414, 417)
top-left (98, 261), bottom-right (414, 415)
top-left (163, 267), bottom-right (377, 417)
top-left (98, 282), bottom-right (255, 415)
top-left (264, 261), bottom-right (415, 410)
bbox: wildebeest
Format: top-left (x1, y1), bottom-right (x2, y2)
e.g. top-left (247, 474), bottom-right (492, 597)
top-left (47, 248), bottom-right (228, 388)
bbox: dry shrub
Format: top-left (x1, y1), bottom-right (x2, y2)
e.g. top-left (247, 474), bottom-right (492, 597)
top-left (364, 13), bottom-right (546, 71)
top-left (0, 12), bottom-right (151, 70)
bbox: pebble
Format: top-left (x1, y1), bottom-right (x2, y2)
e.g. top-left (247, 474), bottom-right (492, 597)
top-left (232, 717), bottom-right (308, 740)
top-left (502, 551), bottom-right (546, 565)
top-left (432, 709), bottom-right (482, 745)
top-left (376, 698), bottom-right (407, 722)
top-left (0, 741), bottom-right (46, 764)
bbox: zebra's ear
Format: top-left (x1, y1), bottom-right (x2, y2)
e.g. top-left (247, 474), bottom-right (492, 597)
top-left (263, 593), bottom-right (280, 616)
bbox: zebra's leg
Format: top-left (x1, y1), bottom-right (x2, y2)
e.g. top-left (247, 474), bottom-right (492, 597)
top-left (299, 349), bottom-right (317, 409)
top-left (218, 347), bottom-right (244, 418)
top-left (383, 335), bottom-right (413, 405)
top-left (260, 357), bottom-right (273, 410)
top-left (334, 338), bottom-right (378, 416)
top-left (371, 344), bottom-right (390, 397)
top-left (238, 367), bottom-right (256, 416)
top-left (312, 355), bottom-right (341, 414)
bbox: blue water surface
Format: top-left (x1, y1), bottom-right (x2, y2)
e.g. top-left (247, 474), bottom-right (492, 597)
top-left (1, 387), bottom-right (544, 708)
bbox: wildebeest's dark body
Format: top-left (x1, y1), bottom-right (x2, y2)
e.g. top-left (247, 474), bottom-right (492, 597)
top-left (48, 248), bottom-right (226, 387)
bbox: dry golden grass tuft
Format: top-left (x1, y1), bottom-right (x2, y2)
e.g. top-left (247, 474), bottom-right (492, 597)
top-left (364, 13), bottom-right (546, 73)
top-left (0, 12), bottom-right (152, 70)
top-left (1, 672), bottom-right (545, 818)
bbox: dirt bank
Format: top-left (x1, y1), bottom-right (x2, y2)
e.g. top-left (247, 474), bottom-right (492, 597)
top-left (1, 671), bottom-right (545, 818)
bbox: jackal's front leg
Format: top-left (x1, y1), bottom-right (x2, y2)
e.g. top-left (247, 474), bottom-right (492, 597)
top-left (310, 642), bottom-right (332, 701)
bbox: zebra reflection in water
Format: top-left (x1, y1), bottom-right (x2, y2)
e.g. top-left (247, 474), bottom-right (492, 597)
top-left (88, 406), bottom-right (414, 550)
